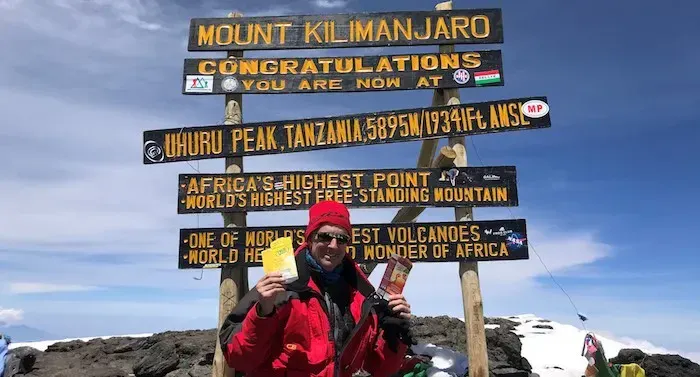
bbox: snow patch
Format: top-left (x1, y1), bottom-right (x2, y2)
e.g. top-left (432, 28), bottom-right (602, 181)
top-left (504, 314), bottom-right (694, 377)
top-left (8, 333), bottom-right (152, 351)
top-left (412, 343), bottom-right (468, 377)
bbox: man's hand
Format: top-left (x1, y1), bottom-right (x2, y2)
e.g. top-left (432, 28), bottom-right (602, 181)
top-left (387, 293), bottom-right (411, 320)
top-left (378, 294), bottom-right (415, 351)
top-left (256, 273), bottom-right (286, 316)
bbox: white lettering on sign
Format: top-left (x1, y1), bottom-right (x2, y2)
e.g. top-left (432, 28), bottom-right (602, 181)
top-left (521, 100), bottom-right (549, 118)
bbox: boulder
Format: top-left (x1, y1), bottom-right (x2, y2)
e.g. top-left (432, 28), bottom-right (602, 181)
top-left (132, 341), bottom-right (179, 377)
top-left (610, 348), bottom-right (700, 377)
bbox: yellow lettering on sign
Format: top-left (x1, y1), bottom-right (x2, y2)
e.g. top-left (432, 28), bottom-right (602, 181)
top-left (187, 232), bottom-right (215, 248)
top-left (416, 75), bottom-right (443, 88)
top-left (195, 15), bottom-right (492, 48)
top-left (363, 244), bottom-right (428, 261)
top-left (196, 23), bottom-right (293, 47)
top-left (356, 76), bottom-right (401, 89)
top-left (183, 193), bottom-right (248, 210)
top-left (305, 21), bottom-right (323, 43)
top-left (275, 22), bottom-right (293, 44)
top-left (489, 102), bottom-right (532, 129)
top-left (298, 79), bottom-right (311, 90)
top-left (164, 130), bottom-right (223, 159)
top-left (244, 229), bottom-right (304, 249)
top-left (352, 228), bottom-right (380, 244)
top-left (416, 76), bottom-right (431, 88)
top-left (375, 57), bottom-right (393, 72)
top-left (314, 189), bottom-right (353, 204)
top-left (245, 247), bottom-right (264, 263)
top-left (431, 244), bottom-right (449, 259)
top-left (195, 52), bottom-right (483, 76)
top-left (372, 172), bottom-right (430, 188)
top-left (328, 21), bottom-right (347, 43)
top-left (187, 248), bottom-right (239, 265)
top-left (353, 20), bottom-right (373, 41)
top-left (470, 15), bottom-right (491, 38)
top-left (277, 173), bottom-right (363, 191)
top-left (357, 188), bottom-right (430, 204)
top-left (433, 187), bottom-right (509, 203)
top-left (230, 126), bottom-right (278, 153)
top-left (219, 231), bottom-right (239, 247)
top-left (456, 243), bottom-right (509, 258)
top-left (198, 25), bottom-right (215, 46)
top-left (283, 119), bottom-right (363, 149)
top-left (297, 78), bottom-right (343, 91)
top-left (382, 225), bottom-right (479, 245)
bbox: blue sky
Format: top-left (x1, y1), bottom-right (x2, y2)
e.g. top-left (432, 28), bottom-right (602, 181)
top-left (1, 0), bottom-right (699, 361)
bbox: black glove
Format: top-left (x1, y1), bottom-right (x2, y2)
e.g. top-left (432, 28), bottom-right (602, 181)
top-left (375, 298), bottom-right (417, 352)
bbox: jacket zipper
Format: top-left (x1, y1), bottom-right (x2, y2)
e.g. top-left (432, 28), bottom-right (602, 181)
top-left (310, 290), bottom-right (380, 377)
top-left (334, 300), bottom-right (378, 376)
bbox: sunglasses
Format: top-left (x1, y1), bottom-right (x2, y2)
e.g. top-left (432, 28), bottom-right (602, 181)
top-left (314, 232), bottom-right (350, 245)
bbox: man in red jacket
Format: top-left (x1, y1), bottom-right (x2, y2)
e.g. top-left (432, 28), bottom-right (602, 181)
top-left (219, 200), bottom-right (415, 377)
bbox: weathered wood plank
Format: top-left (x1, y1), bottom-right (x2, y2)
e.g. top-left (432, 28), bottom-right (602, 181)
top-left (142, 96), bottom-right (551, 164)
top-left (178, 219), bottom-right (529, 269)
top-left (176, 166), bottom-right (518, 214)
top-left (188, 9), bottom-right (503, 51)
top-left (182, 50), bottom-right (504, 94)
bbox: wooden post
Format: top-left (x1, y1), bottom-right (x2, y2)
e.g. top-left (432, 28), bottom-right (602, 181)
top-left (360, 1), bottom-right (490, 376)
top-left (358, 79), bottom-right (454, 276)
top-left (434, 2), bottom-right (489, 376)
top-left (212, 12), bottom-right (249, 377)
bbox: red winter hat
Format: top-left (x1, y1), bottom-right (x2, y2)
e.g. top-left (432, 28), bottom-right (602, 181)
top-left (305, 200), bottom-right (352, 240)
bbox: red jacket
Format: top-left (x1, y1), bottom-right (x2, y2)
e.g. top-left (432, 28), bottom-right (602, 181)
top-left (218, 249), bottom-right (408, 377)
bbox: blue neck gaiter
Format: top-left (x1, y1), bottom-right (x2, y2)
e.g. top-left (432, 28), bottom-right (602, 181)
top-left (305, 249), bottom-right (344, 285)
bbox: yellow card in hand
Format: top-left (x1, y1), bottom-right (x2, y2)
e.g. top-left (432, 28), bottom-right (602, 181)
top-left (262, 237), bottom-right (299, 284)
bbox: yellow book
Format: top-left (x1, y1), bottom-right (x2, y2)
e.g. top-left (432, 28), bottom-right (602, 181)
top-left (262, 237), bottom-right (299, 284)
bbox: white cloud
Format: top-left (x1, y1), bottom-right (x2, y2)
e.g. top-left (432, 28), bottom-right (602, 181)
top-left (312, 0), bottom-right (348, 9)
top-left (6, 283), bottom-right (102, 295)
top-left (0, 307), bottom-right (24, 325)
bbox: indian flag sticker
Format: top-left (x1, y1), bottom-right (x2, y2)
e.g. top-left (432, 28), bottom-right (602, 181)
top-left (474, 70), bottom-right (501, 85)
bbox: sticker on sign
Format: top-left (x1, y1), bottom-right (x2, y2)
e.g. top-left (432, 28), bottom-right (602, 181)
top-left (521, 100), bottom-right (549, 118)
top-left (185, 75), bottom-right (213, 93)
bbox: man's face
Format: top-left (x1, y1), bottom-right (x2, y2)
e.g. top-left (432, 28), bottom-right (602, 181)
top-left (309, 224), bottom-right (350, 271)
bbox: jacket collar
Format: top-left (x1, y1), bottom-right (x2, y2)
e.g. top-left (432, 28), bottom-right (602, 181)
top-left (287, 246), bottom-right (375, 298)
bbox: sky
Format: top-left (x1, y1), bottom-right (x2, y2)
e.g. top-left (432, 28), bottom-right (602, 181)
top-left (0, 0), bottom-right (699, 362)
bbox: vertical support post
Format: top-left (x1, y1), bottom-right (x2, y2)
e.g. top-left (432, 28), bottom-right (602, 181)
top-left (212, 12), bottom-right (248, 377)
top-left (435, 1), bottom-right (489, 376)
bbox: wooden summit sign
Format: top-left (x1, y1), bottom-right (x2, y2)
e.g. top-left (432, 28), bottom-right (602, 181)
top-left (187, 9), bottom-right (503, 51)
top-left (177, 166), bottom-right (518, 214)
top-left (182, 50), bottom-right (503, 94)
top-left (143, 96), bottom-right (550, 164)
top-left (179, 219), bottom-right (528, 269)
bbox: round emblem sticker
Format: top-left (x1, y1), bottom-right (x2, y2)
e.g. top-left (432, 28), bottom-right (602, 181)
top-left (143, 140), bottom-right (164, 163)
top-left (221, 76), bottom-right (239, 92)
top-left (521, 100), bottom-right (550, 118)
top-left (452, 69), bottom-right (470, 84)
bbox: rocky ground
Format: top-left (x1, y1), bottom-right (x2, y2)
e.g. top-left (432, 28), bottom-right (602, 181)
top-left (5, 316), bottom-right (699, 377)
top-left (609, 348), bottom-right (700, 377)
